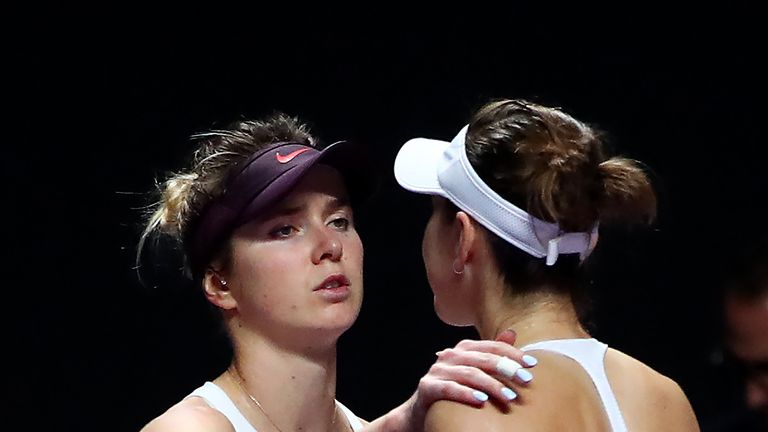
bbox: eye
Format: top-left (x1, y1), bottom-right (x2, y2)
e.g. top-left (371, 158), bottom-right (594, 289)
top-left (270, 225), bottom-right (297, 238)
top-left (329, 217), bottom-right (350, 231)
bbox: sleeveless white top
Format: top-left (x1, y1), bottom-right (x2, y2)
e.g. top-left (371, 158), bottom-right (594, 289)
top-left (187, 381), bottom-right (364, 432)
top-left (521, 338), bottom-right (628, 432)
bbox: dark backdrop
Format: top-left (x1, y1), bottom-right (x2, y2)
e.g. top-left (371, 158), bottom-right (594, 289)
top-left (7, 14), bottom-right (765, 431)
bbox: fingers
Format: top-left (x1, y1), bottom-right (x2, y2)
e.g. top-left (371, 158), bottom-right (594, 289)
top-left (420, 329), bottom-right (537, 408)
top-left (419, 364), bottom-right (519, 407)
top-left (495, 328), bottom-right (517, 345)
top-left (421, 379), bottom-right (488, 407)
top-left (436, 347), bottom-right (535, 384)
top-left (495, 356), bottom-right (533, 383)
top-left (446, 338), bottom-right (538, 368)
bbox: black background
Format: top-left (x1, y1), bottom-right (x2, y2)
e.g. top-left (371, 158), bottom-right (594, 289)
top-left (7, 11), bottom-right (765, 431)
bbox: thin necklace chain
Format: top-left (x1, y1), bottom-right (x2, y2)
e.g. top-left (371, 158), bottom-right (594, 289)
top-left (227, 365), bottom-right (347, 432)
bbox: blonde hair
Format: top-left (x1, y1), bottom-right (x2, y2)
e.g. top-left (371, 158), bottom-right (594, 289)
top-left (136, 113), bottom-right (316, 282)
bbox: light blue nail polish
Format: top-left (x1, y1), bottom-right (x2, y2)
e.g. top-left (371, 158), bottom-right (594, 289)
top-left (516, 368), bottom-right (534, 383)
top-left (472, 390), bottom-right (489, 402)
top-left (522, 354), bottom-right (538, 367)
top-left (501, 387), bottom-right (517, 400)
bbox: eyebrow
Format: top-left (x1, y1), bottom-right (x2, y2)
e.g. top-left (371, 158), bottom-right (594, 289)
top-left (268, 197), bottom-right (351, 219)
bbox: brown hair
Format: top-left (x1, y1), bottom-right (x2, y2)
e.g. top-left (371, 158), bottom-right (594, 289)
top-left (466, 99), bottom-right (655, 231)
top-left (448, 99), bottom-right (657, 312)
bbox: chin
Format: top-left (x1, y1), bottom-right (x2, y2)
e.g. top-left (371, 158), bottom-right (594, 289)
top-left (318, 303), bottom-right (361, 334)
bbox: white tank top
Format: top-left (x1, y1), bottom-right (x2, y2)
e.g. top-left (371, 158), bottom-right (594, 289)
top-left (521, 338), bottom-right (628, 432)
top-left (187, 382), bottom-right (365, 432)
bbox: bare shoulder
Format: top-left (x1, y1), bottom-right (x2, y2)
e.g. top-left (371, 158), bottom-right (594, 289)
top-left (425, 400), bottom-right (515, 432)
top-left (140, 397), bottom-right (235, 432)
top-left (605, 348), bottom-right (700, 432)
top-left (425, 351), bottom-right (598, 432)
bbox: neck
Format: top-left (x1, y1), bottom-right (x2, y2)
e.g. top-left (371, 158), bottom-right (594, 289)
top-left (477, 285), bottom-right (589, 347)
top-left (224, 332), bottom-right (341, 432)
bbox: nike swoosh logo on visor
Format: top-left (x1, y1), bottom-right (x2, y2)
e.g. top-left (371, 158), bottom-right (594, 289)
top-left (275, 148), bottom-right (310, 164)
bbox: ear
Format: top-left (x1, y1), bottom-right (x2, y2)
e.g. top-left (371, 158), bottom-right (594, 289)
top-left (202, 268), bottom-right (237, 310)
top-left (452, 211), bottom-right (477, 274)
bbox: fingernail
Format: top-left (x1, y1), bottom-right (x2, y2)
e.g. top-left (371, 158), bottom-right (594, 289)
top-left (515, 369), bottom-right (534, 383)
top-left (435, 350), bottom-right (444, 356)
top-left (522, 355), bottom-right (538, 367)
top-left (472, 390), bottom-right (489, 402)
top-left (501, 387), bottom-right (517, 400)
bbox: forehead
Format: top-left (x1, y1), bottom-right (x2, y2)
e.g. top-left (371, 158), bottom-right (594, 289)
top-left (258, 164), bottom-right (350, 219)
top-left (281, 164), bottom-right (349, 203)
top-left (234, 165), bottom-right (351, 237)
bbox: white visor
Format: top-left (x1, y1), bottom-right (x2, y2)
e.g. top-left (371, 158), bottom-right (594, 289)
top-left (394, 125), bottom-right (598, 265)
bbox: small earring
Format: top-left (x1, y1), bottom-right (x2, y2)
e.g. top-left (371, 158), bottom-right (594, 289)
top-left (209, 268), bottom-right (228, 287)
top-left (452, 263), bottom-right (464, 275)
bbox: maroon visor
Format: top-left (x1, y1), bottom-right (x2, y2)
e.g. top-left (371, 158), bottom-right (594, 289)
top-left (189, 140), bottom-right (374, 271)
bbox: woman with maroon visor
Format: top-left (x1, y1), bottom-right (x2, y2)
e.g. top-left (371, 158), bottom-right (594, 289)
top-left (138, 114), bottom-right (537, 432)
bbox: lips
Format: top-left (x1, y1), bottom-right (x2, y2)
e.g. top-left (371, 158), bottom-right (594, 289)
top-left (314, 274), bottom-right (350, 291)
top-left (313, 274), bottom-right (351, 303)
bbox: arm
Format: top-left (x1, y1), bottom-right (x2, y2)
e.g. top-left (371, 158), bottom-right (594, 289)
top-left (363, 330), bottom-right (536, 432)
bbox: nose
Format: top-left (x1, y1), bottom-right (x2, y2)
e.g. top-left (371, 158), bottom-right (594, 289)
top-left (312, 228), bottom-right (343, 264)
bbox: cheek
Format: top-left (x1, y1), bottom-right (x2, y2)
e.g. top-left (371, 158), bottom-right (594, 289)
top-left (421, 220), bottom-right (432, 269)
top-left (342, 232), bottom-right (365, 305)
top-left (229, 242), bottom-right (304, 305)
top-left (422, 216), bottom-right (444, 289)
top-left (346, 231), bottom-right (364, 269)
top-left (232, 243), bottom-right (293, 279)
